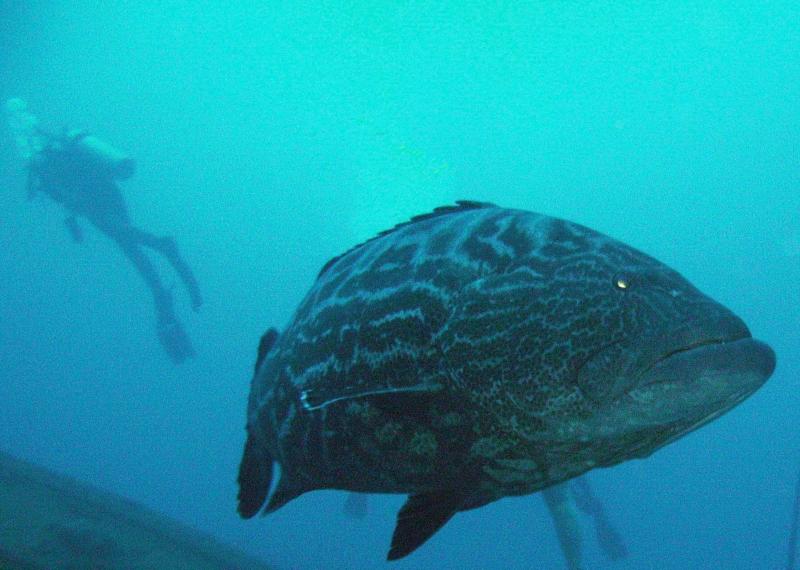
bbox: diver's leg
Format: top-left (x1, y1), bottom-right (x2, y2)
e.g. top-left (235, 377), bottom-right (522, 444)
top-left (542, 485), bottom-right (583, 570)
top-left (113, 237), bottom-right (195, 364)
top-left (124, 227), bottom-right (203, 311)
top-left (343, 493), bottom-right (369, 519)
top-left (571, 477), bottom-right (627, 561)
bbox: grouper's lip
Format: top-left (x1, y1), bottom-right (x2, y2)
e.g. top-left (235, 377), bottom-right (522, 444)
top-left (638, 335), bottom-right (776, 390)
top-left (643, 333), bottom-right (748, 380)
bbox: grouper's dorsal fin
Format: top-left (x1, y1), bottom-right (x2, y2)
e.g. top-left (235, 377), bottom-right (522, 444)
top-left (254, 328), bottom-right (279, 375)
top-left (317, 200), bottom-right (497, 278)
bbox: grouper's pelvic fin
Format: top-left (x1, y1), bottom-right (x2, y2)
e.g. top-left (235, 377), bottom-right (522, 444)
top-left (237, 435), bottom-right (304, 518)
top-left (263, 473), bottom-right (305, 514)
top-left (387, 489), bottom-right (467, 561)
top-left (237, 433), bottom-right (273, 518)
top-left (238, 327), bottom-right (280, 518)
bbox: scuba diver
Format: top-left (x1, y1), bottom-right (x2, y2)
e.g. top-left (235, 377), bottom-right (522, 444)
top-left (542, 477), bottom-right (628, 570)
top-left (4, 98), bottom-right (203, 364)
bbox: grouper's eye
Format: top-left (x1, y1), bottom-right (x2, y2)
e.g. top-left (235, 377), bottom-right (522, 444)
top-left (613, 273), bottom-right (631, 291)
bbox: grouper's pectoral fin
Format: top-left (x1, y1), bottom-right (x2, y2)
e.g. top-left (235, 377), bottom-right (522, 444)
top-left (387, 490), bottom-right (466, 561)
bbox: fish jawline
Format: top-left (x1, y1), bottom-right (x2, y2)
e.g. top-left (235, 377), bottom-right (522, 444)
top-left (635, 337), bottom-right (774, 394)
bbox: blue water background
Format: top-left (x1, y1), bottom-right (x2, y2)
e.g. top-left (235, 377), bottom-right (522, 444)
top-left (1, 2), bottom-right (798, 568)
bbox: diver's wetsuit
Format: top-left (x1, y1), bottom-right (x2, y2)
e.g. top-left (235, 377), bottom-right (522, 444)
top-left (27, 131), bottom-right (202, 363)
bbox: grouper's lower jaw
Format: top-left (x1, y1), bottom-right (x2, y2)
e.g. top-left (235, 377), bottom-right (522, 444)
top-left (641, 337), bottom-right (775, 393)
top-left (608, 338), bottom-right (775, 432)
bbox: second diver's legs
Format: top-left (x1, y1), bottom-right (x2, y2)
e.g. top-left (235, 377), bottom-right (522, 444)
top-left (112, 236), bottom-right (195, 364)
top-left (542, 484), bottom-right (583, 570)
top-left (571, 476), bottom-right (628, 561)
top-left (343, 493), bottom-right (369, 519)
top-left (125, 227), bottom-right (203, 311)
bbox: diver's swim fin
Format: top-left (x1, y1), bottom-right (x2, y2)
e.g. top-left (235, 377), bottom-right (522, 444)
top-left (157, 318), bottom-right (195, 364)
top-left (157, 236), bottom-right (203, 311)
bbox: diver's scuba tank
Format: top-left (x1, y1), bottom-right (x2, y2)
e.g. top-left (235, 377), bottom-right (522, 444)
top-left (4, 98), bottom-right (135, 180)
top-left (65, 129), bottom-right (136, 180)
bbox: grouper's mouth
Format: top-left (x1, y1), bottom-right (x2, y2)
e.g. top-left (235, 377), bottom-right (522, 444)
top-left (640, 330), bottom-right (746, 386)
top-left (586, 333), bottom-right (777, 449)
top-left (636, 334), bottom-right (776, 396)
top-left (593, 333), bottom-right (776, 458)
top-left (653, 334), bottom-right (747, 369)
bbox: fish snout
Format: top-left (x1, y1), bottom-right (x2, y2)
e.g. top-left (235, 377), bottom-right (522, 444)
top-left (636, 304), bottom-right (775, 393)
top-left (654, 310), bottom-right (752, 369)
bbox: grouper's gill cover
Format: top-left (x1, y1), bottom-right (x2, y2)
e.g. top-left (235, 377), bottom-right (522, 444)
top-left (238, 201), bottom-right (775, 560)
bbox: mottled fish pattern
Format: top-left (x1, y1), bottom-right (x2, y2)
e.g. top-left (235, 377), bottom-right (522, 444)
top-left (238, 201), bottom-right (774, 560)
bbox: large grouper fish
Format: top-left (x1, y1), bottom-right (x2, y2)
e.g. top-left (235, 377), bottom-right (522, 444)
top-left (237, 201), bottom-right (775, 560)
